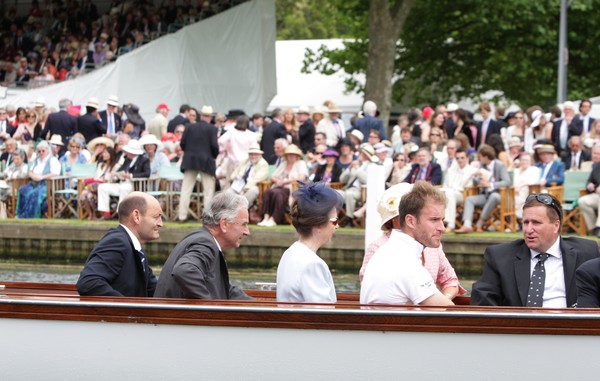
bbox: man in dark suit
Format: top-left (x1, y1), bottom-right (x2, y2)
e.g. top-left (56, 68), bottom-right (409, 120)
top-left (576, 257), bottom-right (600, 308)
top-left (475, 102), bottom-right (502, 148)
top-left (167, 103), bottom-right (190, 133)
top-left (178, 105), bottom-right (219, 222)
top-left (98, 95), bottom-right (123, 138)
top-left (353, 100), bottom-right (387, 142)
top-left (454, 144), bottom-right (511, 233)
top-left (41, 98), bottom-right (77, 156)
top-left (260, 108), bottom-right (287, 165)
top-left (77, 192), bottom-right (162, 297)
top-left (573, 99), bottom-right (595, 137)
top-left (96, 139), bottom-right (151, 219)
top-left (0, 106), bottom-right (15, 145)
top-left (402, 148), bottom-right (442, 185)
top-left (576, 149), bottom-right (600, 237)
top-left (551, 101), bottom-right (581, 155)
top-left (77, 97), bottom-right (105, 143)
top-left (296, 106), bottom-right (315, 154)
top-left (561, 136), bottom-right (590, 171)
top-left (156, 191), bottom-right (252, 299)
top-left (471, 193), bottom-right (599, 307)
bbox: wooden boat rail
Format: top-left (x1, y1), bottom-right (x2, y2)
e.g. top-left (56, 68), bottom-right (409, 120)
top-left (2, 282), bottom-right (600, 335)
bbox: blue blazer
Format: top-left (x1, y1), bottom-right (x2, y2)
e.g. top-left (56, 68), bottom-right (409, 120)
top-left (536, 160), bottom-right (565, 185)
top-left (77, 225), bottom-right (157, 297)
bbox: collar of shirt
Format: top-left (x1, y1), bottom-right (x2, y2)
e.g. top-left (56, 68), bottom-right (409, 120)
top-left (120, 224), bottom-right (142, 251)
top-left (529, 236), bottom-right (561, 260)
top-left (390, 229), bottom-right (424, 260)
top-left (213, 235), bottom-right (223, 253)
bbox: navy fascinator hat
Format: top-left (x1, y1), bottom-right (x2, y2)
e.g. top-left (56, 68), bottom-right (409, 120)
top-left (293, 181), bottom-right (344, 218)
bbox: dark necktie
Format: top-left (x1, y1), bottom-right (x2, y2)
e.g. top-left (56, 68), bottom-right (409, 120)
top-left (526, 253), bottom-right (550, 307)
top-left (242, 164), bottom-right (252, 183)
top-left (137, 249), bottom-right (148, 278)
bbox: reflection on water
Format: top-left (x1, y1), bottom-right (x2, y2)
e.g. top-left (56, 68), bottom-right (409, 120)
top-left (0, 266), bottom-right (362, 293)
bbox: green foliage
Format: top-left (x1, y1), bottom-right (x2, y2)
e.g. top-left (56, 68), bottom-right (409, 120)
top-left (300, 0), bottom-right (600, 110)
top-left (275, 0), bottom-right (356, 40)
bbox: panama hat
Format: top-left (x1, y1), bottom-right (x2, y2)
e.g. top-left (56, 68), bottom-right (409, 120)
top-left (122, 139), bottom-right (144, 155)
top-left (377, 183), bottom-right (414, 230)
top-left (87, 136), bottom-right (115, 151)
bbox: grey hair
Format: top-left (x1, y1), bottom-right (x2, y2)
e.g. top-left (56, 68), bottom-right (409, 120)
top-left (58, 98), bottom-right (71, 110)
top-left (363, 100), bottom-right (377, 115)
top-left (13, 148), bottom-right (26, 160)
top-left (274, 138), bottom-right (289, 149)
top-left (202, 191), bottom-right (249, 227)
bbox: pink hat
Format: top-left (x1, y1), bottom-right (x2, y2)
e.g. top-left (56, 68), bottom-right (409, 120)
top-left (422, 106), bottom-right (433, 120)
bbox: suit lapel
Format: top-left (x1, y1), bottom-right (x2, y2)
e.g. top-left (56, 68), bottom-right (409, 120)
top-left (560, 238), bottom-right (577, 305)
top-left (514, 244), bottom-right (531, 306)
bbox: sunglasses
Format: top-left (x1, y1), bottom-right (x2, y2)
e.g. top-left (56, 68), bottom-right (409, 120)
top-left (430, 133), bottom-right (441, 137)
top-left (315, 151), bottom-right (324, 155)
top-left (329, 217), bottom-right (339, 226)
top-left (27, 115), bottom-right (36, 118)
top-left (526, 193), bottom-right (562, 222)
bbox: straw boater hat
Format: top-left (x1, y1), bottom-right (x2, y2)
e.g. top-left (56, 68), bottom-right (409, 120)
top-left (349, 129), bottom-right (364, 143)
top-left (139, 134), bottom-right (163, 151)
top-left (313, 105), bottom-right (327, 116)
top-left (284, 144), bottom-right (303, 157)
top-left (48, 134), bottom-right (64, 146)
top-left (537, 144), bottom-right (556, 154)
top-left (508, 137), bottom-right (523, 148)
top-left (248, 144), bottom-right (264, 155)
top-left (327, 103), bottom-right (342, 113)
top-left (88, 136), bottom-right (115, 151)
top-left (200, 105), bottom-right (214, 116)
top-left (377, 183), bottom-right (414, 230)
top-left (106, 95), bottom-right (119, 107)
top-left (360, 144), bottom-right (379, 163)
top-left (122, 139), bottom-right (145, 155)
top-left (86, 97), bottom-right (99, 109)
top-left (297, 106), bottom-right (310, 115)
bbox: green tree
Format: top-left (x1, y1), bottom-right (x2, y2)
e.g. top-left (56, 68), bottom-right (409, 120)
top-left (276, 0), bottom-right (352, 40)
top-left (303, 0), bottom-right (600, 116)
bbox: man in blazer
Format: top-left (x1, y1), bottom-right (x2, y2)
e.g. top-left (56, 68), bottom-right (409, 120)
top-left (260, 108), bottom-right (287, 165)
top-left (77, 192), bottom-right (162, 297)
top-left (551, 101), bottom-right (580, 155)
top-left (471, 193), bottom-right (599, 307)
top-left (41, 98), bottom-right (77, 156)
top-left (455, 144), bottom-right (511, 233)
top-left (536, 144), bottom-right (565, 186)
top-left (98, 95), bottom-right (123, 137)
top-left (561, 136), bottom-right (590, 171)
top-left (402, 148), bottom-right (442, 185)
top-left (77, 97), bottom-right (105, 143)
top-left (155, 192), bottom-right (252, 299)
top-left (575, 257), bottom-right (600, 308)
top-left (229, 144), bottom-right (269, 207)
top-left (178, 105), bottom-right (219, 222)
top-left (97, 139), bottom-right (151, 218)
top-left (575, 154), bottom-right (600, 236)
top-left (167, 103), bottom-right (190, 133)
top-left (475, 102), bottom-right (502, 148)
top-left (573, 99), bottom-right (595, 137)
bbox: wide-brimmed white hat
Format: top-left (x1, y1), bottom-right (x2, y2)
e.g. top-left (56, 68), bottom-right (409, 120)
top-left (530, 110), bottom-right (543, 128)
top-left (377, 183), bottom-right (414, 230)
top-left (86, 97), bottom-right (99, 109)
top-left (122, 139), bottom-right (144, 155)
top-left (139, 134), bottom-right (163, 150)
top-left (106, 95), bottom-right (119, 106)
top-left (48, 134), bottom-right (64, 146)
top-left (248, 143), bottom-right (263, 155)
top-left (88, 136), bottom-right (115, 151)
top-left (201, 105), bottom-right (214, 116)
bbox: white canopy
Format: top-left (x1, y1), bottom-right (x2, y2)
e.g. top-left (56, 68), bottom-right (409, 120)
top-left (3, 0), bottom-right (277, 122)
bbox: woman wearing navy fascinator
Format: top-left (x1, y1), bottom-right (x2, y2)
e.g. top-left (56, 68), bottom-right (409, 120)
top-left (276, 181), bottom-right (344, 303)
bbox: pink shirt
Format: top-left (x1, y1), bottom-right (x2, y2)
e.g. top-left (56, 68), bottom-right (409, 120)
top-left (359, 231), bottom-right (466, 294)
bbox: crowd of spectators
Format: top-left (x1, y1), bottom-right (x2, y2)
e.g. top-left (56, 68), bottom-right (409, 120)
top-left (0, 91), bottom-right (598, 235)
top-left (0, 0), bottom-right (246, 88)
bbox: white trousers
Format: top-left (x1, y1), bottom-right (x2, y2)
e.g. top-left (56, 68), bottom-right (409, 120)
top-left (97, 182), bottom-right (133, 212)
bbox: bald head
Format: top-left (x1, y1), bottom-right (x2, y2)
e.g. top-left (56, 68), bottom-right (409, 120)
top-left (118, 192), bottom-right (163, 244)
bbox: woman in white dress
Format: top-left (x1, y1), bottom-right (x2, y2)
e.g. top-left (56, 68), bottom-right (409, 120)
top-left (276, 182), bottom-right (343, 303)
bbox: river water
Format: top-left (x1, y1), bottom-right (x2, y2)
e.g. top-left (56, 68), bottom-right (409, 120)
top-left (0, 265), bottom-right (362, 293)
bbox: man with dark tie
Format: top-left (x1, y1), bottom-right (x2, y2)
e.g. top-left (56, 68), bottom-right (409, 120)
top-left (454, 144), bottom-right (511, 233)
top-left (0, 107), bottom-right (15, 144)
top-left (76, 192), bottom-right (162, 297)
top-left (403, 148), bottom-right (442, 185)
top-left (471, 193), bottom-right (599, 307)
top-left (561, 136), bottom-right (590, 171)
top-left (230, 144), bottom-right (269, 206)
top-left (155, 191), bottom-right (252, 300)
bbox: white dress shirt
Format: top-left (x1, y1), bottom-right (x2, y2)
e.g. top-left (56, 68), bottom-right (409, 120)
top-left (529, 237), bottom-right (566, 308)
